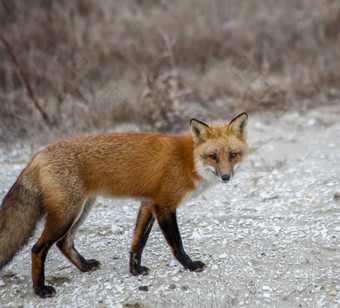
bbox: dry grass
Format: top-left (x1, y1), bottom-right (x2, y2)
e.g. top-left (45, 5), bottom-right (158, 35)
top-left (0, 0), bottom-right (339, 142)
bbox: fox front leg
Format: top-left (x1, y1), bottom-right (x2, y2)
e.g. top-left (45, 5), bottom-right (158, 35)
top-left (153, 205), bottom-right (205, 272)
top-left (130, 201), bottom-right (155, 275)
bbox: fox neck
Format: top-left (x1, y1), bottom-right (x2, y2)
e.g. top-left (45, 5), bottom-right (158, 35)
top-left (181, 174), bottom-right (217, 206)
top-left (177, 134), bottom-right (218, 187)
top-left (177, 136), bottom-right (218, 204)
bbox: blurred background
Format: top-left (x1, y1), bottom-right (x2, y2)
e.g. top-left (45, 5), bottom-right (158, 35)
top-left (0, 0), bottom-right (339, 143)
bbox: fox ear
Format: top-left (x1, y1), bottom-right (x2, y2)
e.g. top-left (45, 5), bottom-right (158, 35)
top-left (228, 113), bottom-right (248, 141)
top-left (190, 119), bottom-right (212, 143)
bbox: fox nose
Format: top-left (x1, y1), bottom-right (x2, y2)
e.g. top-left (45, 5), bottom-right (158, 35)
top-left (221, 174), bottom-right (230, 182)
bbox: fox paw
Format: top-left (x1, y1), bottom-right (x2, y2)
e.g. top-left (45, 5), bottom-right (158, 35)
top-left (187, 261), bottom-right (206, 272)
top-left (130, 265), bottom-right (150, 276)
top-left (83, 259), bottom-right (102, 272)
top-left (35, 285), bottom-right (56, 298)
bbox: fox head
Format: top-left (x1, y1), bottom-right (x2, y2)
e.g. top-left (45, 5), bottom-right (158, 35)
top-left (190, 113), bottom-right (249, 183)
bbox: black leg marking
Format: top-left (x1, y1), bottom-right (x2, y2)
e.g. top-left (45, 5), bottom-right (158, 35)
top-left (153, 208), bottom-right (206, 272)
top-left (32, 218), bottom-right (77, 298)
top-left (130, 203), bottom-right (155, 276)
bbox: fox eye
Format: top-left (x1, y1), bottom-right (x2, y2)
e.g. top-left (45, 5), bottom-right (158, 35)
top-left (230, 153), bottom-right (237, 159)
top-left (209, 154), bottom-right (217, 160)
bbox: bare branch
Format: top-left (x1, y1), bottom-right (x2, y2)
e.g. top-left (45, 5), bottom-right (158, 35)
top-left (0, 33), bottom-right (52, 126)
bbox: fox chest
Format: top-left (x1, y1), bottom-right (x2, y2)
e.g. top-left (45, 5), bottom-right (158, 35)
top-left (180, 179), bottom-right (215, 206)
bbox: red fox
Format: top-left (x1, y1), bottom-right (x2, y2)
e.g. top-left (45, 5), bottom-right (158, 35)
top-left (0, 113), bottom-right (249, 298)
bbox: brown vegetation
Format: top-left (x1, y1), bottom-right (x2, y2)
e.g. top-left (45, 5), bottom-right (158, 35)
top-left (0, 0), bottom-right (339, 142)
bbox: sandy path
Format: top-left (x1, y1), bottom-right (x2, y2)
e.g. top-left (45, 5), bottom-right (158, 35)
top-left (0, 105), bottom-right (339, 307)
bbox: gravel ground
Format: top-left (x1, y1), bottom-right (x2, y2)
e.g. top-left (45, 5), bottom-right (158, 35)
top-left (0, 105), bottom-right (339, 307)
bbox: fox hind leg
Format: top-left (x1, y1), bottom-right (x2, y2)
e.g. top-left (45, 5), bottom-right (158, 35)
top-left (57, 197), bottom-right (101, 272)
top-left (129, 201), bottom-right (155, 275)
top-left (32, 209), bottom-right (82, 298)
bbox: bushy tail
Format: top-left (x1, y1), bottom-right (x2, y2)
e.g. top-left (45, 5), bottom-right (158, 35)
top-left (0, 176), bottom-right (43, 269)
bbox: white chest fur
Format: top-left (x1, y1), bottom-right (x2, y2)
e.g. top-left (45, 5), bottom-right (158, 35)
top-left (180, 179), bottom-right (216, 206)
